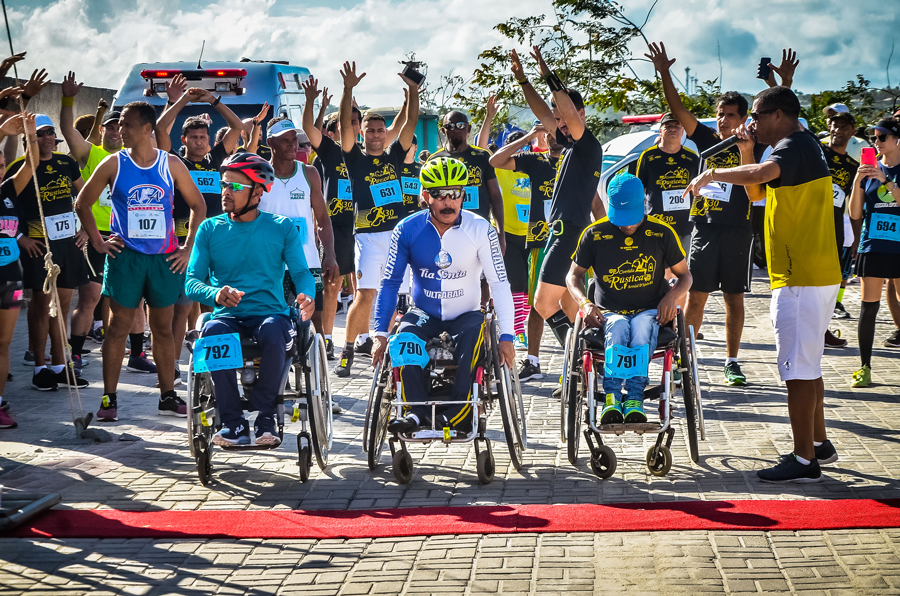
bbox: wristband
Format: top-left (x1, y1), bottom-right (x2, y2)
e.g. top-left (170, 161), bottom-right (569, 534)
top-left (212, 95), bottom-right (221, 107)
top-left (15, 233), bottom-right (22, 240)
top-left (544, 71), bottom-right (565, 93)
top-left (579, 298), bottom-right (592, 310)
top-left (61, 96), bottom-right (75, 107)
top-left (22, 92), bottom-right (31, 101)
top-left (710, 167), bottom-right (716, 181)
top-left (516, 76), bottom-right (529, 85)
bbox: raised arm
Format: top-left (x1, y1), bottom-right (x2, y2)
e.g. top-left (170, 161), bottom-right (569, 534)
top-left (339, 62), bottom-right (366, 151)
top-left (59, 71), bottom-right (92, 167)
top-left (530, 45), bottom-right (585, 141)
top-left (384, 88), bottom-right (408, 147)
top-left (762, 48), bottom-right (799, 89)
top-left (510, 49), bottom-right (557, 138)
top-left (476, 94), bottom-right (498, 150)
top-left (315, 86), bottom-right (331, 131)
top-left (645, 42), bottom-right (699, 137)
top-left (9, 114), bottom-right (38, 195)
top-left (160, 74), bottom-right (187, 140)
top-left (246, 103), bottom-right (269, 154)
top-left (396, 71), bottom-right (420, 150)
top-left (86, 98), bottom-right (108, 146)
top-left (301, 77), bottom-right (325, 149)
top-left (489, 123), bottom-right (540, 170)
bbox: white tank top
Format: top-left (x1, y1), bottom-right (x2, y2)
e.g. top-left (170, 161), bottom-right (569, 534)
top-left (259, 161), bottom-right (321, 268)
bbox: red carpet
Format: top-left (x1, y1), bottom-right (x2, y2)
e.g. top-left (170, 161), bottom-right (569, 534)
top-left (11, 499), bottom-right (900, 539)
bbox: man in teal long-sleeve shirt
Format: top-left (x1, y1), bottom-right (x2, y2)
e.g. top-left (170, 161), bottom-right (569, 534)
top-left (186, 153), bottom-right (315, 447)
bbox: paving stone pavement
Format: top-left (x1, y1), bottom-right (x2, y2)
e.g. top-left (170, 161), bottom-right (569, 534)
top-left (1, 272), bottom-right (899, 594)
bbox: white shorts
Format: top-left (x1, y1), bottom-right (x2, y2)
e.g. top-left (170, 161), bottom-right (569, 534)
top-left (354, 230), bottom-right (411, 292)
top-left (770, 284), bottom-right (840, 381)
top-left (842, 214), bottom-right (853, 248)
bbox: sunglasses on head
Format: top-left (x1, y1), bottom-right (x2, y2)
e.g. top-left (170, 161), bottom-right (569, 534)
top-left (220, 181), bottom-right (253, 192)
top-left (442, 121), bottom-right (467, 130)
top-left (35, 129), bottom-right (55, 138)
top-left (430, 189), bottom-right (464, 201)
top-left (870, 133), bottom-right (890, 143)
top-left (749, 109), bottom-right (776, 121)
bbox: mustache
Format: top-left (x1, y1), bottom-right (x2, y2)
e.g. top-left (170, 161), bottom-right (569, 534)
top-left (439, 207), bottom-right (456, 214)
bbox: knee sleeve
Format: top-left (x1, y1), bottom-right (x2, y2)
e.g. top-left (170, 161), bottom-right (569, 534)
top-left (547, 309), bottom-right (572, 348)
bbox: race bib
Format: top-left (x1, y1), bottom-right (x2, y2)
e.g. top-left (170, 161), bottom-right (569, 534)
top-left (698, 182), bottom-right (732, 203)
top-left (193, 333), bottom-right (243, 372)
top-left (0, 237), bottom-right (18, 266)
top-left (189, 170), bottom-right (220, 195)
top-left (128, 208), bottom-right (165, 239)
top-left (662, 189), bottom-right (690, 212)
top-left (869, 213), bottom-right (900, 243)
top-left (401, 177), bottom-right (420, 195)
top-left (832, 184), bottom-right (846, 208)
top-left (338, 179), bottom-right (352, 201)
top-left (388, 332), bottom-right (430, 368)
top-left (604, 344), bottom-right (650, 379)
top-left (516, 204), bottom-right (530, 223)
top-left (370, 180), bottom-right (402, 207)
top-left (45, 212), bottom-right (76, 241)
top-left (462, 186), bottom-right (479, 210)
top-left (291, 217), bottom-right (309, 244)
top-left (98, 187), bottom-right (113, 208)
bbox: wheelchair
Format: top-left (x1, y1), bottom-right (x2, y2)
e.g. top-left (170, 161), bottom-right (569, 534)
top-left (185, 308), bottom-right (334, 485)
top-left (560, 306), bottom-right (705, 479)
top-left (363, 309), bottom-right (528, 485)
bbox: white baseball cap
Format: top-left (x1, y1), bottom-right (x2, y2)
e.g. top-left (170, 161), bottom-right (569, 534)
top-left (268, 119), bottom-right (297, 138)
top-left (822, 103), bottom-right (850, 116)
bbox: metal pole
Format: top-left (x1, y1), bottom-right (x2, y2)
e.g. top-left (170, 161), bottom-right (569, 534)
top-left (0, 0), bottom-right (18, 80)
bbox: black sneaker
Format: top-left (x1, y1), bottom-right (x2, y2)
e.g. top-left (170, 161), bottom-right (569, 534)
top-left (832, 302), bottom-right (850, 319)
top-left (333, 349), bottom-right (353, 377)
top-left (55, 366), bottom-right (89, 388)
top-left (518, 359), bottom-right (543, 381)
top-left (32, 368), bottom-right (58, 391)
top-left (884, 329), bottom-right (900, 348)
top-left (815, 440), bottom-right (839, 465)
top-left (22, 350), bottom-right (34, 366)
top-left (757, 454), bottom-right (823, 483)
top-left (1, 400), bottom-right (9, 410)
top-left (158, 395), bottom-right (187, 417)
top-left (354, 337), bottom-right (373, 356)
top-left (254, 415), bottom-right (281, 446)
top-left (325, 339), bottom-right (335, 361)
top-left (387, 414), bottom-right (419, 434)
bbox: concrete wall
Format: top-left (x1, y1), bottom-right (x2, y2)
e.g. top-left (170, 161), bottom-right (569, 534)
top-left (0, 77), bottom-right (117, 158)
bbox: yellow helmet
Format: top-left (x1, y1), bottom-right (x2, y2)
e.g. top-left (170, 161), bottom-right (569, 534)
top-left (421, 157), bottom-right (468, 189)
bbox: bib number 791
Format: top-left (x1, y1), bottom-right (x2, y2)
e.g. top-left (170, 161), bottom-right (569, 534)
top-left (604, 344), bottom-right (650, 379)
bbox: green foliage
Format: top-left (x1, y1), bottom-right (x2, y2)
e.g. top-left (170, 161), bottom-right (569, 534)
top-left (799, 75), bottom-right (883, 133)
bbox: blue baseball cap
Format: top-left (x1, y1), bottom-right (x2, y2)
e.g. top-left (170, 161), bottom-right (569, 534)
top-left (607, 173), bottom-right (645, 227)
top-left (35, 114), bottom-right (54, 131)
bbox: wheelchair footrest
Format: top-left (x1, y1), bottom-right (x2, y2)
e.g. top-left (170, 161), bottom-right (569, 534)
top-left (219, 442), bottom-right (282, 451)
top-left (407, 429), bottom-right (465, 441)
top-left (594, 422), bottom-right (665, 435)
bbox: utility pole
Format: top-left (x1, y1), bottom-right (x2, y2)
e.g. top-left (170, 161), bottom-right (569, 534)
top-left (685, 67), bottom-right (691, 94)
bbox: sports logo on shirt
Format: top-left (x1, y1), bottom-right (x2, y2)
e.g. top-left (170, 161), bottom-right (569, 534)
top-left (290, 188), bottom-right (306, 201)
top-left (126, 184), bottom-right (165, 207)
top-left (603, 254), bottom-right (657, 291)
top-left (435, 249), bottom-right (452, 269)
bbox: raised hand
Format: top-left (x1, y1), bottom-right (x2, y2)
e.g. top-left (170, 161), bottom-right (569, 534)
top-left (340, 61), bottom-right (366, 89)
top-left (166, 73), bottom-right (187, 102)
top-left (644, 42), bottom-right (676, 73)
top-left (0, 52), bottom-right (25, 79)
top-left (321, 87), bottom-right (332, 109)
top-left (770, 48), bottom-right (799, 88)
top-left (0, 113), bottom-right (24, 137)
top-left (509, 49), bottom-right (525, 81)
top-left (529, 45), bottom-right (551, 78)
top-left (302, 76), bottom-right (320, 101)
top-left (253, 102), bottom-right (270, 124)
top-left (23, 69), bottom-right (49, 99)
top-left (485, 94), bottom-right (499, 119)
top-left (61, 71), bottom-right (82, 98)
top-left (187, 87), bottom-right (215, 104)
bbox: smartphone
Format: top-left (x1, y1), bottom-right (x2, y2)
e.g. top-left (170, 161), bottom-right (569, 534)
top-left (757, 57), bottom-right (771, 81)
top-left (861, 147), bottom-right (878, 167)
top-left (401, 63), bottom-right (426, 86)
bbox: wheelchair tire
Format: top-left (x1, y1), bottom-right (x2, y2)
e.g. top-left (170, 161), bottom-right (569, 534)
top-left (647, 445), bottom-right (672, 477)
top-left (297, 438), bottom-right (311, 483)
top-left (476, 448), bottom-right (495, 485)
top-left (689, 326), bottom-right (706, 442)
top-left (677, 313), bottom-right (700, 464)
top-left (566, 369), bottom-right (584, 465)
top-left (187, 357), bottom-right (216, 460)
top-left (366, 361), bottom-right (392, 471)
top-left (392, 449), bottom-right (414, 485)
top-left (590, 445), bottom-right (617, 479)
top-left (560, 327), bottom-right (573, 444)
top-left (491, 320), bottom-right (525, 472)
top-left (195, 436), bottom-right (212, 486)
top-left (186, 360), bottom-right (198, 459)
top-left (307, 335), bottom-right (332, 471)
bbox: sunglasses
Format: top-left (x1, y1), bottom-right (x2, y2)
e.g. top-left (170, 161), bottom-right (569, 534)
top-left (220, 181), bottom-right (253, 192)
top-left (430, 189), bottom-right (464, 201)
top-left (870, 133), bottom-right (890, 143)
top-left (442, 122), bottom-right (468, 130)
top-left (298, 143), bottom-right (312, 149)
top-left (749, 109), bottom-right (776, 121)
top-left (35, 129), bottom-right (55, 138)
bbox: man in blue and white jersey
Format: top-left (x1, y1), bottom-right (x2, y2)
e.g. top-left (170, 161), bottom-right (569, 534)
top-left (371, 157), bottom-right (516, 434)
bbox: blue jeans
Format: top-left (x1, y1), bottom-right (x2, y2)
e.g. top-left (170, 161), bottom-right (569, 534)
top-left (601, 309), bottom-right (659, 400)
top-left (201, 314), bottom-right (297, 428)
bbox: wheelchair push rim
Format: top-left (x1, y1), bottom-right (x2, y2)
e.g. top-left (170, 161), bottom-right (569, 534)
top-left (307, 334), bottom-right (332, 471)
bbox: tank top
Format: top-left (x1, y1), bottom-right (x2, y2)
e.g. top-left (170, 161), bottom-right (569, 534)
top-left (109, 149), bottom-right (178, 255)
top-left (258, 161), bottom-right (321, 268)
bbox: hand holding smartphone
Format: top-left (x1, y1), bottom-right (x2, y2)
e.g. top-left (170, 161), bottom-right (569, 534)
top-left (861, 147), bottom-right (878, 167)
top-left (757, 57), bottom-right (771, 81)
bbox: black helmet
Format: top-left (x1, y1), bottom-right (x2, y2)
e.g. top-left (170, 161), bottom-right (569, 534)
top-left (220, 152), bottom-right (275, 192)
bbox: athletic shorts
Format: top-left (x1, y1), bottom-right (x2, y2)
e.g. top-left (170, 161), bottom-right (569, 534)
top-left (21, 238), bottom-right (89, 291)
top-left (856, 252), bottom-right (900, 279)
top-left (86, 231), bottom-right (110, 284)
top-left (333, 225), bottom-right (355, 277)
top-left (355, 230), bottom-right (410, 291)
top-left (840, 247), bottom-right (855, 280)
top-left (0, 280), bottom-right (23, 309)
top-left (679, 233), bottom-right (693, 263)
top-left (770, 284), bottom-right (839, 381)
top-left (504, 233), bottom-right (529, 293)
top-left (538, 224), bottom-right (580, 287)
top-left (688, 223), bottom-right (753, 294)
top-left (101, 246), bottom-right (182, 309)
top-left (284, 268), bottom-right (324, 311)
top-left (173, 237), bottom-right (193, 307)
top-left (527, 247), bottom-right (547, 306)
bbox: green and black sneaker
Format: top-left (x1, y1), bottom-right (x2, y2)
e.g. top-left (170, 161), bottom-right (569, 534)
top-left (622, 399), bottom-right (647, 424)
top-left (599, 393), bottom-right (623, 424)
top-left (333, 349), bottom-right (354, 378)
top-left (724, 361), bottom-right (747, 386)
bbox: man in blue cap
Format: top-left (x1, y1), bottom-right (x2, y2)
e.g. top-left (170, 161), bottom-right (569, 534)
top-left (565, 173), bottom-right (692, 423)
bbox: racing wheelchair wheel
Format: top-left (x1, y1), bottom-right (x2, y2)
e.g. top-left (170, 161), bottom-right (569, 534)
top-left (647, 445), bottom-right (672, 477)
top-left (392, 448), bottom-right (414, 485)
top-left (194, 435), bottom-right (213, 485)
top-left (689, 325), bottom-right (706, 442)
top-left (187, 357), bottom-right (216, 458)
top-left (676, 312), bottom-right (700, 463)
top-left (476, 445), bottom-right (495, 485)
top-left (297, 433), bottom-right (312, 483)
top-left (306, 334), bottom-right (333, 471)
top-left (491, 320), bottom-right (527, 471)
top-left (365, 360), bottom-right (392, 470)
top-left (566, 316), bottom-right (584, 464)
top-left (590, 445), bottom-right (617, 479)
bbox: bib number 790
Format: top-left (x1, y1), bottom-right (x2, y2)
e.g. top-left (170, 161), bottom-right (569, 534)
top-left (388, 332), bottom-right (430, 367)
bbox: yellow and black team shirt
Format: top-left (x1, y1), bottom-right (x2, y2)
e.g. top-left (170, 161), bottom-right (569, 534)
top-left (312, 135), bottom-right (354, 229)
top-left (343, 139), bottom-right (417, 234)
top-left (6, 152), bottom-right (81, 240)
top-left (765, 130), bottom-right (842, 289)
top-left (687, 125), bottom-right (761, 228)
top-left (572, 215), bottom-right (685, 315)
top-left (514, 151), bottom-right (559, 248)
top-left (635, 145), bottom-right (699, 237)
top-left (428, 145), bottom-right (496, 221)
top-left (821, 145), bottom-right (859, 218)
top-left (398, 161), bottom-right (423, 210)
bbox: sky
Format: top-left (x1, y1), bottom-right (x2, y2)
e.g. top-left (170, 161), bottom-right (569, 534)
top-left (3, 0), bottom-right (898, 109)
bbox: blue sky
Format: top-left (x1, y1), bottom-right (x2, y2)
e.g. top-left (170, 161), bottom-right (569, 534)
top-left (4, 0), bottom-right (898, 109)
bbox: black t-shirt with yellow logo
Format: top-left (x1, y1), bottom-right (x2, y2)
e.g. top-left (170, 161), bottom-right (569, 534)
top-left (635, 145), bottom-right (699, 237)
top-left (398, 161), bottom-right (422, 210)
top-left (573, 216), bottom-right (685, 315)
top-left (6, 153), bottom-right (81, 239)
top-left (428, 145), bottom-right (496, 221)
top-left (312, 135), bottom-right (353, 229)
top-left (821, 145), bottom-right (859, 217)
top-left (514, 151), bottom-right (559, 248)
top-left (343, 139), bottom-right (416, 234)
top-left (549, 128), bottom-right (603, 229)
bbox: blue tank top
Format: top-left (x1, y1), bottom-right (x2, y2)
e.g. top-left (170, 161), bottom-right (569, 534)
top-left (109, 149), bottom-right (178, 255)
